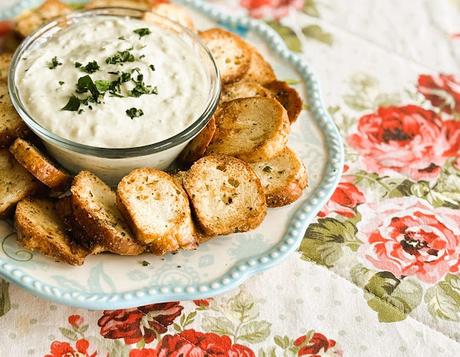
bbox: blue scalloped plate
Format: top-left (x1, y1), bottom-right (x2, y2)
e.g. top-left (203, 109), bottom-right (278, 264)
top-left (0, 0), bottom-right (344, 309)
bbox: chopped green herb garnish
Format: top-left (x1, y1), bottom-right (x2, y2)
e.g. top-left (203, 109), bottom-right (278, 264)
top-left (149, 64), bottom-right (155, 71)
top-left (118, 36), bottom-right (126, 40)
top-left (130, 84), bottom-right (158, 97)
top-left (140, 260), bottom-right (150, 266)
top-left (106, 50), bottom-right (135, 65)
top-left (77, 60), bottom-right (100, 74)
top-left (108, 71), bottom-right (119, 75)
top-left (128, 69), bottom-right (158, 97)
top-left (126, 107), bottom-right (144, 119)
top-left (106, 71), bottom-right (131, 96)
top-left (121, 72), bottom-right (132, 82)
top-left (58, 81), bottom-right (64, 86)
top-left (62, 95), bottom-right (81, 111)
top-left (139, 54), bottom-right (146, 59)
top-left (133, 28), bottom-right (151, 38)
top-left (48, 56), bottom-right (62, 69)
top-left (76, 75), bottom-right (100, 102)
top-left (95, 80), bottom-right (111, 93)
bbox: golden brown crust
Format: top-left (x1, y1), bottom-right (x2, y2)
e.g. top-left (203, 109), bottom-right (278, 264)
top-left (15, 198), bottom-right (88, 266)
top-left (15, 0), bottom-right (72, 37)
top-left (71, 171), bottom-right (144, 256)
top-left (240, 45), bottom-right (276, 84)
top-left (0, 149), bottom-right (38, 218)
top-left (206, 97), bottom-right (290, 162)
top-left (117, 168), bottom-right (197, 255)
top-left (179, 116), bottom-right (216, 165)
top-left (251, 147), bottom-right (308, 207)
top-left (264, 80), bottom-right (303, 123)
top-left (55, 197), bottom-right (105, 254)
top-left (171, 171), bottom-right (187, 188)
top-left (183, 155), bottom-right (267, 236)
top-left (0, 53), bottom-right (12, 82)
top-left (267, 172), bottom-right (307, 207)
top-left (199, 28), bottom-right (252, 84)
top-left (0, 82), bottom-right (28, 148)
top-left (220, 81), bottom-right (271, 103)
top-left (9, 138), bottom-right (70, 190)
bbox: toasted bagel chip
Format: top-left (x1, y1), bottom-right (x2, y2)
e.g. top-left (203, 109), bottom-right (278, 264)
top-left (117, 168), bottom-right (197, 255)
top-left (199, 28), bottom-right (251, 84)
top-left (183, 155), bottom-right (266, 236)
top-left (206, 97), bottom-right (290, 162)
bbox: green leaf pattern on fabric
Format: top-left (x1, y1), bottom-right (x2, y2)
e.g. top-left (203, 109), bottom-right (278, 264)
top-left (302, 0), bottom-right (320, 17)
top-left (300, 218), bottom-right (359, 267)
top-left (239, 321), bottom-right (271, 343)
top-left (266, 21), bottom-right (302, 52)
top-left (302, 25), bottom-right (333, 45)
top-left (202, 316), bottom-right (235, 335)
top-left (425, 274), bottom-right (460, 321)
top-left (364, 272), bottom-right (423, 322)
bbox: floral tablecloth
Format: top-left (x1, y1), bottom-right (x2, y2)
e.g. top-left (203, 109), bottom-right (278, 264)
top-left (1, 0), bottom-right (460, 356)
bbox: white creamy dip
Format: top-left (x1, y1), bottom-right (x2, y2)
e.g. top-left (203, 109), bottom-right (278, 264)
top-left (16, 17), bottom-right (209, 148)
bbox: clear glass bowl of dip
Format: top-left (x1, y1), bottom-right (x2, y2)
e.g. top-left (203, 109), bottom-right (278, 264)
top-left (8, 7), bottom-right (220, 185)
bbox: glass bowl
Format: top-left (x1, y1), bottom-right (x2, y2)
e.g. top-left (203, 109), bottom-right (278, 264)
top-left (8, 7), bottom-right (220, 185)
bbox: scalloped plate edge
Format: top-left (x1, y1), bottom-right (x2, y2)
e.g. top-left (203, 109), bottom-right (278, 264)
top-left (0, 0), bottom-right (344, 309)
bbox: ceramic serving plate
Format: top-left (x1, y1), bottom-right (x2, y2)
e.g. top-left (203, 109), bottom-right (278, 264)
top-left (0, 0), bottom-right (344, 309)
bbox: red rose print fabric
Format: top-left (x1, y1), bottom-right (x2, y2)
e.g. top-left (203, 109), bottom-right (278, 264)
top-left (303, 67), bottom-right (460, 326)
top-left (417, 74), bottom-right (460, 114)
top-left (240, 0), bottom-right (304, 19)
top-left (44, 339), bottom-right (96, 357)
top-left (294, 332), bottom-right (343, 356)
top-left (156, 329), bottom-right (255, 357)
top-left (98, 302), bottom-right (183, 344)
top-left (193, 299), bottom-right (212, 308)
top-left (129, 349), bottom-right (158, 357)
top-left (318, 166), bottom-right (365, 218)
top-left (68, 315), bottom-right (84, 328)
top-left (347, 105), bottom-right (459, 181)
top-left (357, 198), bottom-right (460, 284)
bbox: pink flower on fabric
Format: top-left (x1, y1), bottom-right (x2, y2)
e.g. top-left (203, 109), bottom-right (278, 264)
top-left (68, 315), bottom-right (84, 328)
top-left (348, 105), bottom-right (460, 181)
top-left (294, 332), bottom-right (343, 356)
top-left (357, 197), bottom-right (460, 284)
top-left (240, 0), bottom-right (304, 20)
top-left (417, 74), bottom-right (460, 114)
top-left (156, 329), bottom-right (255, 357)
top-left (44, 339), bottom-right (96, 357)
top-left (318, 181), bottom-right (365, 218)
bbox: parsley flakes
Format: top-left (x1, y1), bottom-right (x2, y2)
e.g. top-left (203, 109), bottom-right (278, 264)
top-left (76, 75), bottom-right (100, 102)
top-left (126, 107), bottom-right (144, 119)
top-left (133, 28), bottom-right (151, 38)
top-left (48, 56), bottom-right (62, 69)
top-left (62, 95), bottom-right (81, 111)
top-left (75, 60), bottom-right (100, 74)
top-left (106, 50), bottom-right (135, 65)
top-left (94, 80), bottom-right (111, 93)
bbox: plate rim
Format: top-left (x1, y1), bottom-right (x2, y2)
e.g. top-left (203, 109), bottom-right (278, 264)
top-left (0, 0), bottom-right (344, 309)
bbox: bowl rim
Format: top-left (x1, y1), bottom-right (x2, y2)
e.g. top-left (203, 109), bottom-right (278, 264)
top-left (8, 7), bottom-right (221, 159)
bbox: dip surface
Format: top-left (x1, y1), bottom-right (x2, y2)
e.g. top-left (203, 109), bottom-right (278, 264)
top-left (16, 16), bottom-right (209, 148)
